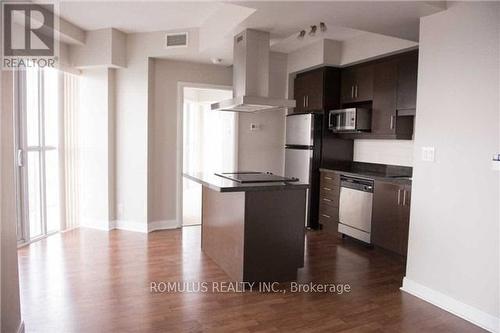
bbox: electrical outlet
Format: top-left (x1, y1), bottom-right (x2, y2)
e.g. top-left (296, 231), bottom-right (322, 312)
top-left (421, 147), bottom-right (435, 162)
top-left (250, 123), bottom-right (260, 131)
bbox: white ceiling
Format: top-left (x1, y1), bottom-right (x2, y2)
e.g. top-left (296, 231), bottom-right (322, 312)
top-left (60, 1), bottom-right (444, 41)
top-left (271, 25), bottom-right (366, 54)
top-left (58, 1), bottom-right (445, 63)
top-left (59, 2), bottom-right (221, 33)
top-left (234, 1), bottom-right (446, 42)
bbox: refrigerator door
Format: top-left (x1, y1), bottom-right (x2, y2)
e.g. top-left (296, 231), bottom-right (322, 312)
top-left (285, 147), bottom-right (313, 227)
top-left (286, 114), bottom-right (313, 146)
top-left (284, 147), bottom-right (313, 184)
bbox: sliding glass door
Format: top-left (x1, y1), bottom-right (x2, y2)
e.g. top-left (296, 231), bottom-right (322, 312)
top-left (16, 67), bottom-right (62, 243)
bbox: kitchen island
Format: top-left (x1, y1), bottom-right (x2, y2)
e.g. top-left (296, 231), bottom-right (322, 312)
top-left (184, 172), bottom-right (308, 283)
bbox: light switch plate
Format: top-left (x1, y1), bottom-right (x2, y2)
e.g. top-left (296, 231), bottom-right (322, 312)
top-left (421, 147), bottom-right (435, 162)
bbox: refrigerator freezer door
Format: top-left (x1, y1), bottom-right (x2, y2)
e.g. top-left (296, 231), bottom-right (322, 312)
top-left (284, 148), bottom-right (313, 184)
top-left (286, 114), bottom-right (313, 146)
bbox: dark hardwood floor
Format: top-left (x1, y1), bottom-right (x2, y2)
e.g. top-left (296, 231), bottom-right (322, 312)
top-left (18, 227), bottom-right (484, 332)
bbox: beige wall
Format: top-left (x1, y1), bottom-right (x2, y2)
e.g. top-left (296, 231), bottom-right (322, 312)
top-left (70, 28), bottom-right (126, 68)
top-left (238, 52), bottom-right (288, 175)
top-left (1, 71), bottom-right (23, 333)
top-left (78, 68), bottom-right (115, 230)
top-left (353, 140), bottom-right (414, 166)
top-left (403, 2), bottom-right (500, 331)
top-left (149, 59), bottom-right (232, 223)
top-left (340, 32), bottom-right (417, 66)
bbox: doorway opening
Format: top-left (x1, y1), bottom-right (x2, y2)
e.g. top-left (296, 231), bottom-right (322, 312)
top-left (181, 86), bottom-right (236, 226)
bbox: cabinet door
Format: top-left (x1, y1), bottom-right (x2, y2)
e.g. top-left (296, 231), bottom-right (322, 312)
top-left (353, 65), bottom-right (373, 102)
top-left (371, 60), bottom-right (397, 135)
top-left (303, 69), bottom-right (324, 111)
top-left (293, 74), bottom-right (308, 113)
top-left (340, 68), bottom-right (356, 103)
top-left (397, 51), bottom-right (418, 112)
top-left (371, 181), bottom-right (401, 253)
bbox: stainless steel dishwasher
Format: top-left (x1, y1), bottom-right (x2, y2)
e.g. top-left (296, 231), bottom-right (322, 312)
top-left (338, 175), bottom-right (374, 244)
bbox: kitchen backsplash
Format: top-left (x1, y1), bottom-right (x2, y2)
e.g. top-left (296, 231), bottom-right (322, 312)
top-left (353, 139), bottom-right (414, 166)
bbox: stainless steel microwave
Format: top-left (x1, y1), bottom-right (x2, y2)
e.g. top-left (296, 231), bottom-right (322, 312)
top-left (328, 108), bottom-right (371, 133)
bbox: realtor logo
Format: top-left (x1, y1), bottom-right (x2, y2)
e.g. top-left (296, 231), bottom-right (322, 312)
top-left (2, 2), bottom-right (56, 68)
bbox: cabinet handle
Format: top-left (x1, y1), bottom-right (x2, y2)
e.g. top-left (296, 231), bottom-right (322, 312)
top-left (351, 86), bottom-right (354, 99)
top-left (321, 214), bottom-right (331, 219)
top-left (390, 115), bottom-right (395, 129)
top-left (323, 187), bottom-right (332, 191)
top-left (303, 96), bottom-right (306, 107)
top-left (403, 190), bottom-right (407, 206)
top-left (324, 176), bottom-right (332, 180)
top-left (322, 198), bottom-right (332, 202)
top-left (397, 189), bottom-right (401, 205)
top-left (354, 85), bottom-right (358, 98)
top-left (306, 95), bottom-right (309, 107)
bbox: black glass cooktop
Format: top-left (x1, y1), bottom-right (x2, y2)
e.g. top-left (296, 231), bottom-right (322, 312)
top-left (214, 172), bottom-right (298, 183)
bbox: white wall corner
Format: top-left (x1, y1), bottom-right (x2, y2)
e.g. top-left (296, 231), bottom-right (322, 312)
top-left (110, 28), bottom-right (127, 68)
top-left (70, 28), bottom-right (127, 69)
top-left (80, 218), bottom-right (115, 231)
top-left (114, 220), bottom-right (149, 233)
top-left (402, 277), bottom-right (500, 333)
top-left (17, 321), bottom-right (25, 333)
top-left (148, 220), bottom-right (179, 232)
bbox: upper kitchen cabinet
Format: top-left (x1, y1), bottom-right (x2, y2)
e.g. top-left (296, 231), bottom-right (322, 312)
top-left (371, 57), bottom-right (414, 139)
top-left (340, 64), bottom-right (373, 104)
top-left (371, 59), bottom-right (398, 136)
top-left (293, 67), bottom-right (340, 113)
top-left (396, 50), bottom-right (419, 115)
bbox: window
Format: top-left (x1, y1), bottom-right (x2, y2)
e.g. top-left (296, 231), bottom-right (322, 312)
top-left (15, 67), bottom-right (67, 243)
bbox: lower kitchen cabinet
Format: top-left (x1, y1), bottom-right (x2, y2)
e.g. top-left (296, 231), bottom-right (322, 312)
top-left (318, 170), bottom-right (340, 232)
top-left (371, 180), bottom-right (411, 256)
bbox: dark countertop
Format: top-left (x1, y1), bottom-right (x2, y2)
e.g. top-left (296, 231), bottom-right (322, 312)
top-left (320, 161), bottom-right (412, 185)
top-left (184, 172), bottom-right (310, 193)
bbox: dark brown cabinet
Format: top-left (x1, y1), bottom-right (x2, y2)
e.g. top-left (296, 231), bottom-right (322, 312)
top-left (293, 67), bottom-right (340, 113)
top-left (371, 180), bottom-right (411, 256)
top-left (340, 64), bottom-right (373, 104)
top-left (335, 50), bottom-right (417, 140)
top-left (318, 170), bottom-right (341, 233)
top-left (371, 59), bottom-right (398, 136)
top-left (397, 51), bottom-right (418, 114)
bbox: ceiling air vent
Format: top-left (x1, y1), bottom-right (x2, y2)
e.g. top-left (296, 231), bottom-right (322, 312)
top-left (165, 32), bottom-right (188, 48)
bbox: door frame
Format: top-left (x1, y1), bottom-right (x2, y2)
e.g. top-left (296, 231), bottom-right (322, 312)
top-left (176, 82), bottom-right (235, 228)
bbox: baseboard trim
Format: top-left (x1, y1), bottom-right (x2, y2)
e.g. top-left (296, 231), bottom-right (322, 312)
top-left (401, 277), bottom-right (500, 333)
top-left (17, 320), bottom-right (25, 333)
top-left (80, 219), bottom-right (180, 234)
top-left (149, 220), bottom-right (179, 232)
top-left (114, 220), bottom-right (148, 233)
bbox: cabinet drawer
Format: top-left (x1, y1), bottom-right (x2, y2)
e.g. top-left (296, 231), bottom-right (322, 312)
top-left (320, 172), bottom-right (340, 187)
top-left (320, 185), bottom-right (340, 201)
top-left (319, 195), bottom-right (338, 207)
top-left (319, 202), bottom-right (339, 221)
top-left (319, 210), bottom-right (338, 232)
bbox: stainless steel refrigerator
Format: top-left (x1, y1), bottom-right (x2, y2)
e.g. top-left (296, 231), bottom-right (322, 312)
top-left (284, 113), bottom-right (323, 229)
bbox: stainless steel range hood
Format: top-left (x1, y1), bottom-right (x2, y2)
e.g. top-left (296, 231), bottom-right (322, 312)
top-left (211, 29), bottom-right (296, 112)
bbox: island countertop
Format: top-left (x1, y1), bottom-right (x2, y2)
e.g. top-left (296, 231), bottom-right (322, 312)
top-left (183, 172), bottom-right (309, 192)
